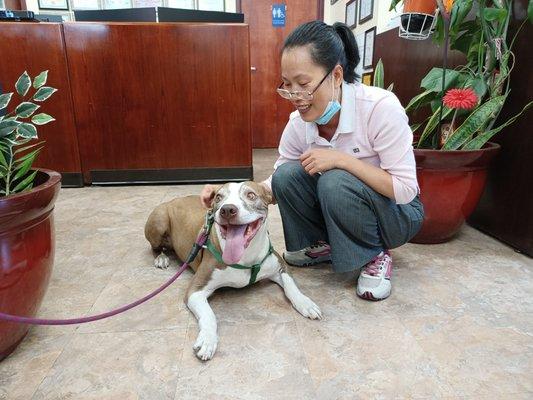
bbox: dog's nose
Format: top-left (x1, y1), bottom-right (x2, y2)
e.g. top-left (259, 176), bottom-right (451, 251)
top-left (220, 204), bottom-right (238, 219)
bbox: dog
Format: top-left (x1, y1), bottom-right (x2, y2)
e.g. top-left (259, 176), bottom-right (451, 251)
top-left (144, 181), bottom-right (322, 360)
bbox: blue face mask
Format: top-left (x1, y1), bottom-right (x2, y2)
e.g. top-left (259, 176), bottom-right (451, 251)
top-left (314, 78), bottom-right (341, 125)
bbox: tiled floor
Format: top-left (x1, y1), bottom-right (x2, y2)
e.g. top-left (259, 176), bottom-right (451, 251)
top-left (1, 149), bottom-right (532, 400)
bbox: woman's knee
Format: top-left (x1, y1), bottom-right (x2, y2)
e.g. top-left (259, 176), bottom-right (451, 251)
top-left (317, 169), bottom-right (367, 204)
top-left (272, 162), bottom-right (307, 193)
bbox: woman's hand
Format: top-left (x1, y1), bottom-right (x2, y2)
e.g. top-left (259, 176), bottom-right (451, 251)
top-left (200, 184), bottom-right (218, 209)
top-left (300, 149), bottom-right (343, 175)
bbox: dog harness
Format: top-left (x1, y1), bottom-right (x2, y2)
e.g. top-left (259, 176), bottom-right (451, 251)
top-left (202, 211), bottom-right (273, 286)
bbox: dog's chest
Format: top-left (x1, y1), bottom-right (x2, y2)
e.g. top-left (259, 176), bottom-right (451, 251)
top-left (209, 254), bottom-right (280, 288)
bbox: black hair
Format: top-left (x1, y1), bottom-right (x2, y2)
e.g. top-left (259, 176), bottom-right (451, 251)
top-left (282, 20), bottom-right (360, 83)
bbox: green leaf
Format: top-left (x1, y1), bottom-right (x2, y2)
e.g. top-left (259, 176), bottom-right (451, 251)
top-left (14, 148), bottom-right (41, 181)
top-left (0, 92), bottom-right (13, 110)
top-left (373, 59), bottom-right (384, 89)
top-left (386, 82), bottom-right (394, 92)
top-left (0, 120), bottom-right (21, 137)
top-left (14, 140), bottom-right (45, 155)
top-left (465, 76), bottom-right (487, 100)
top-left (483, 7), bottom-right (507, 22)
top-left (442, 95), bottom-right (507, 150)
top-left (33, 87), bottom-right (57, 102)
top-left (449, 0), bottom-right (473, 37)
top-left (529, 0), bottom-right (533, 24)
top-left (0, 148), bottom-right (7, 168)
top-left (15, 102), bottom-right (40, 118)
top-left (31, 113), bottom-right (55, 125)
top-left (410, 122), bottom-right (424, 134)
top-left (405, 90), bottom-right (436, 112)
top-left (12, 170), bottom-right (37, 193)
top-left (15, 71), bottom-right (32, 97)
top-left (417, 106), bottom-right (454, 148)
top-left (462, 101), bottom-right (533, 150)
top-left (33, 70), bottom-right (48, 89)
top-left (421, 68), bottom-right (461, 93)
top-left (16, 122), bottom-right (38, 139)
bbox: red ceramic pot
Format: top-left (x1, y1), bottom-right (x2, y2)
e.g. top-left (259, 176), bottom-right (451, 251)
top-left (0, 169), bottom-right (61, 361)
top-left (411, 143), bottom-right (500, 244)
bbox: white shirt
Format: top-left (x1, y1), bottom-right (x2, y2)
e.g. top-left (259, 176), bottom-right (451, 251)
top-left (263, 81), bottom-right (419, 204)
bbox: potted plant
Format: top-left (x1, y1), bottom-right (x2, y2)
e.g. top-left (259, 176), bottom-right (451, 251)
top-left (390, 0), bottom-right (532, 243)
top-left (0, 71), bottom-right (60, 360)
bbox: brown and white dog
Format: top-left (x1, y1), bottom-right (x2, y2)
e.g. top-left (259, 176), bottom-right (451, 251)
top-left (144, 181), bottom-right (322, 360)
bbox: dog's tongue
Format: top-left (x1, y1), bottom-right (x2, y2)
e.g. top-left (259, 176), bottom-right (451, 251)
top-left (222, 224), bottom-right (247, 264)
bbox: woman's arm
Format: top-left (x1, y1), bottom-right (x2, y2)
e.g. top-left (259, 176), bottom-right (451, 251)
top-left (300, 149), bottom-right (395, 200)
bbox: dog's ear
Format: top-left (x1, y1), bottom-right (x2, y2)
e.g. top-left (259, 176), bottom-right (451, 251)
top-left (209, 184), bottom-right (223, 209)
top-left (257, 182), bottom-right (274, 206)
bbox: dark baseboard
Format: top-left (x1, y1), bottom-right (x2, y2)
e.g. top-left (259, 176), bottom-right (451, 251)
top-left (89, 167), bottom-right (254, 185)
top-left (60, 172), bottom-right (84, 188)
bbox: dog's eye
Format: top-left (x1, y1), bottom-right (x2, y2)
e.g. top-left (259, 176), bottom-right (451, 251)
top-left (214, 194), bottom-right (222, 202)
top-left (247, 192), bottom-right (257, 201)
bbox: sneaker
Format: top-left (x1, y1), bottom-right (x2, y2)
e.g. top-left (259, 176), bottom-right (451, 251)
top-left (356, 251), bottom-right (392, 301)
top-left (283, 241), bottom-right (332, 267)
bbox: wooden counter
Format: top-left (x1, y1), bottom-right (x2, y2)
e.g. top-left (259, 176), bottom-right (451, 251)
top-left (0, 21), bottom-right (252, 185)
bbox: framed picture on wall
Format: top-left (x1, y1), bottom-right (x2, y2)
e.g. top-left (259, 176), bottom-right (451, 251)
top-left (38, 0), bottom-right (69, 10)
top-left (345, 0), bottom-right (357, 29)
top-left (359, 0), bottom-right (374, 24)
top-left (362, 72), bottom-right (372, 86)
top-left (363, 27), bottom-right (375, 69)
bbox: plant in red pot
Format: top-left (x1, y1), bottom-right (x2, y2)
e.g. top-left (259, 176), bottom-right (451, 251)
top-left (390, 0), bottom-right (532, 243)
top-left (0, 71), bottom-right (60, 360)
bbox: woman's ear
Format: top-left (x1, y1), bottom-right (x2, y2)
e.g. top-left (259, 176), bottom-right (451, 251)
top-left (333, 64), bottom-right (344, 87)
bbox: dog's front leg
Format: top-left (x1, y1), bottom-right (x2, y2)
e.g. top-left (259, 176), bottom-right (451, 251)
top-left (187, 289), bottom-right (218, 361)
top-left (270, 272), bottom-right (323, 320)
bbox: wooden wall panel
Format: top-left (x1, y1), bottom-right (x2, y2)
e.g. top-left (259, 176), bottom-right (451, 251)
top-left (0, 23), bottom-right (82, 183)
top-left (468, 15), bottom-right (533, 256)
top-left (62, 22), bottom-right (252, 182)
top-left (241, 0), bottom-right (321, 148)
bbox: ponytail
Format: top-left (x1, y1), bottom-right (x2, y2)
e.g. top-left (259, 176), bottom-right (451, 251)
top-left (283, 20), bottom-right (360, 83)
top-left (332, 22), bottom-right (360, 83)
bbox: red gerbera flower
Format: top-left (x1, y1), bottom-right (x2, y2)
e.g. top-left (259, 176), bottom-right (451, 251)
top-left (443, 88), bottom-right (478, 110)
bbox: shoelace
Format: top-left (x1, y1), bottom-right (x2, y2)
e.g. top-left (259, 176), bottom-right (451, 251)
top-left (310, 241), bottom-right (329, 250)
top-left (362, 252), bottom-right (390, 277)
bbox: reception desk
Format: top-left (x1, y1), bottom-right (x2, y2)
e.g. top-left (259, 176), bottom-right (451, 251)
top-left (0, 21), bottom-right (252, 185)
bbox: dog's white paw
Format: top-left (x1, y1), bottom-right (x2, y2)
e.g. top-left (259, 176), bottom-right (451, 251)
top-left (293, 295), bottom-right (323, 320)
top-left (193, 330), bottom-right (218, 361)
top-left (154, 253), bottom-right (170, 269)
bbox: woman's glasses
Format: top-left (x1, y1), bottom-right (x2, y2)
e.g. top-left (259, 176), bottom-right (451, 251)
top-left (276, 68), bottom-right (332, 101)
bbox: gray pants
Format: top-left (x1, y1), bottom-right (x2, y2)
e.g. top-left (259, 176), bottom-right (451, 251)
top-left (271, 162), bottom-right (424, 273)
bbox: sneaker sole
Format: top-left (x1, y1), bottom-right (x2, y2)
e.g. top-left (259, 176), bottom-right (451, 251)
top-left (357, 291), bottom-right (389, 301)
top-left (284, 257), bottom-right (332, 268)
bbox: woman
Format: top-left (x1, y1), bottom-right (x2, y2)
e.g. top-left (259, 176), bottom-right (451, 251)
top-left (202, 21), bottom-right (424, 301)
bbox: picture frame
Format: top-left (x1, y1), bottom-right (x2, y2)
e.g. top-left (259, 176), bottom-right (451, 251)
top-left (38, 0), bottom-right (69, 10)
top-left (345, 0), bottom-right (357, 30)
top-left (362, 27), bottom-right (376, 69)
top-left (358, 0), bottom-right (374, 24)
top-left (362, 72), bottom-right (373, 86)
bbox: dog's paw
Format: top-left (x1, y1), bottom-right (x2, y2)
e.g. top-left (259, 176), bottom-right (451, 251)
top-left (292, 295), bottom-right (323, 320)
top-left (193, 330), bottom-right (218, 361)
top-left (154, 253), bottom-right (170, 269)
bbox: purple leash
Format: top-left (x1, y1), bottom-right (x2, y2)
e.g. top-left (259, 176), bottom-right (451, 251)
top-left (0, 230), bottom-right (209, 326)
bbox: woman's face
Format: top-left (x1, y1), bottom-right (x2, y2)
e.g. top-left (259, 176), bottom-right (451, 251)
top-left (280, 45), bottom-right (343, 122)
